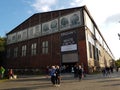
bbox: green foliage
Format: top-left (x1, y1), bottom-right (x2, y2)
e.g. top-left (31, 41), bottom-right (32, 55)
top-left (0, 37), bottom-right (6, 52)
top-left (115, 58), bottom-right (120, 67)
top-left (0, 37), bottom-right (6, 65)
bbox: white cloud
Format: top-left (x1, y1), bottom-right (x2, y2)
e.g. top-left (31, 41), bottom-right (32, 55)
top-left (31, 0), bottom-right (57, 12)
top-left (70, 0), bottom-right (120, 25)
top-left (102, 23), bottom-right (120, 59)
top-left (70, 0), bottom-right (120, 59)
top-left (105, 14), bottom-right (120, 24)
top-left (27, 10), bottom-right (33, 14)
top-left (70, 0), bottom-right (84, 6)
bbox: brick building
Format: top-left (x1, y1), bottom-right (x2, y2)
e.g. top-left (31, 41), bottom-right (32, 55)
top-left (6, 6), bottom-right (114, 73)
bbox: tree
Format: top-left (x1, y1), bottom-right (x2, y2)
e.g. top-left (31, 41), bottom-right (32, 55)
top-left (0, 37), bottom-right (6, 66)
top-left (115, 58), bottom-right (120, 67)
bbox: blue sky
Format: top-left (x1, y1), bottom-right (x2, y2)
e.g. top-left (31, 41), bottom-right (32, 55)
top-left (0, 0), bottom-right (120, 59)
top-left (0, 0), bottom-right (34, 36)
top-left (0, 0), bottom-right (73, 36)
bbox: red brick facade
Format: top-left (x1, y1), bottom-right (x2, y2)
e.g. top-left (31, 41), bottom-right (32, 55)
top-left (6, 6), bottom-right (114, 74)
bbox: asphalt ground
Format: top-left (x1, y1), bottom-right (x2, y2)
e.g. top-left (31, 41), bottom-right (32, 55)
top-left (0, 71), bottom-right (120, 90)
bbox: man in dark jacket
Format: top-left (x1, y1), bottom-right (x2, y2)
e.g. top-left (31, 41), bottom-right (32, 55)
top-left (78, 65), bottom-right (83, 81)
top-left (55, 65), bottom-right (61, 86)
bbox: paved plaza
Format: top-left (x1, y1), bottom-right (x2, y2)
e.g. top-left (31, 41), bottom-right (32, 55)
top-left (0, 71), bottom-right (120, 90)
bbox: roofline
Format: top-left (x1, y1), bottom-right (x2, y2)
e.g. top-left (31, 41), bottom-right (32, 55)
top-left (6, 6), bottom-right (86, 35)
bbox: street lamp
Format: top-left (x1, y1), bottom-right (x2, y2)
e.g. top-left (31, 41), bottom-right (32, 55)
top-left (118, 33), bottom-right (120, 40)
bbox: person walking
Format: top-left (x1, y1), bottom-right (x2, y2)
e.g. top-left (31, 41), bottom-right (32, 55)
top-left (8, 69), bottom-right (14, 79)
top-left (73, 65), bottom-right (79, 78)
top-left (45, 66), bottom-right (50, 79)
top-left (0, 66), bottom-right (5, 79)
top-left (49, 66), bottom-right (56, 86)
top-left (102, 68), bottom-right (106, 76)
top-left (106, 67), bottom-right (110, 77)
top-left (116, 67), bottom-right (119, 72)
top-left (55, 65), bottom-right (61, 86)
top-left (78, 65), bottom-right (83, 81)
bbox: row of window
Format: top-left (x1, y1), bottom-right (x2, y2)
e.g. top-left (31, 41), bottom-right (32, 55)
top-left (7, 41), bottom-right (49, 58)
top-left (84, 10), bottom-right (113, 59)
top-left (88, 41), bottom-right (100, 60)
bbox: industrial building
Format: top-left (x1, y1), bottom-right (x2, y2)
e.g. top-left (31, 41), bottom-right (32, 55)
top-left (6, 6), bottom-right (114, 73)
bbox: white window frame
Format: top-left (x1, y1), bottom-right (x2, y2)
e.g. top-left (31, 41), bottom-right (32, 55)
top-left (31, 43), bottom-right (37, 55)
top-left (42, 41), bottom-right (48, 54)
top-left (22, 45), bottom-right (26, 56)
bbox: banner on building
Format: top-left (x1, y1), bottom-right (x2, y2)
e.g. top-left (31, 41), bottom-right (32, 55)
top-left (61, 31), bottom-right (77, 52)
top-left (42, 19), bottom-right (58, 35)
top-left (60, 11), bottom-right (81, 31)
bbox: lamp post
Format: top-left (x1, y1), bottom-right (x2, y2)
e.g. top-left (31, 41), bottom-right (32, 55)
top-left (118, 33), bottom-right (120, 40)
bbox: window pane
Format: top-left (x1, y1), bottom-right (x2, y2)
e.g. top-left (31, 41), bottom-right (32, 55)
top-left (89, 42), bottom-right (92, 58)
top-left (46, 41), bottom-right (48, 47)
top-left (22, 45), bottom-right (26, 56)
top-left (93, 45), bottom-right (96, 60)
top-left (31, 43), bottom-right (37, 55)
top-left (42, 42), bottom-right (45, 47)
top-left (42, 48), bottom-right (45, 54)
top-left (14, 47), bottom-right (18, 57)
top-left (32, 44), bottom-right (34, 49)
top-left (25, 45), bottom-right (26, 50)
top-left (34, 49), bottom-right (36, 55)
top-left (46, 48), bottom-right (48, 54)
top-left (7, 49), bottom-right (10, 58)
top-left (42, 41), bottom-right (48, 54)
top-left (34, 43), bottom-right (36, 48)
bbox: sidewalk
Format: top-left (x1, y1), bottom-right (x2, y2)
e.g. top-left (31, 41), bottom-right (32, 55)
top-left (0, 71), bottom-right (120, 90)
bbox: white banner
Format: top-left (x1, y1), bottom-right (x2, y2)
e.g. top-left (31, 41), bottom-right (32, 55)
top-left (61, 44), bottom-right (77, 52)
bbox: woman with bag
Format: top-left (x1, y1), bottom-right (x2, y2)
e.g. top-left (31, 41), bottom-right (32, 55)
top-left (55, 65), bottom-right (61, 86)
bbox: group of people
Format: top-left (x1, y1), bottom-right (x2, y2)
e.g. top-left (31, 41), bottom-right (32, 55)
top-left (73, 65), bottom-right (84, 81)
top-left (0, 66), bottom-right (16, 79)
top-left (101, 66), bottom-right (118, 77)
top-left (47, 65), bottom-right (61, 86)
top-left (46, 64), bottom-right (85, 86)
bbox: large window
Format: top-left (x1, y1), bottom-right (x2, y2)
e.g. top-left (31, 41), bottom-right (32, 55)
top-left (92, 45), bottom-right (99, 61)
top-left (93, 45), bottom-right (96, 60)
top-left (7, 48), bottom-right (11, 58)
top-left (42, 41), bottom-right (48, 54)
top-left (88, 42), bottom-right (92, 58)
top-left (22, 45), bottom-right (26, 56)
top-left (31, 43), bottom-right (37, 55)
top-left (14, 47), bottom-right (18, 57)
top-left (96, 48), bottom-right (99, 61)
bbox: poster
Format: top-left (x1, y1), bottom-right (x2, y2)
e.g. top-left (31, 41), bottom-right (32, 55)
top-left (42, 19), bottom-right (58, 35)
top-left (61, 31), bottom-right (77, 52)
top-left (60, 11), bottom-right (81, 31)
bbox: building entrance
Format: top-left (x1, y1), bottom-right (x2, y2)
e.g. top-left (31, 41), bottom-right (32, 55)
top-left (61, 52), bottom-right (79, 73)
top-left (62, 53), bottom-right (78, 63)
top-left (61, 62), bottom-right (77, 73)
